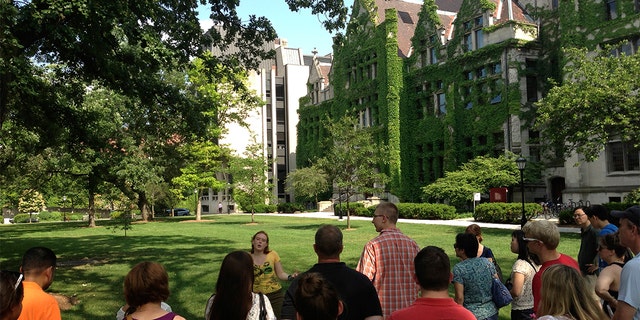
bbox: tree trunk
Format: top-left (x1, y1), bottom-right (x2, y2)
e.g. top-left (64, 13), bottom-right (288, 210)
top-left (196, 190), bottom-right (202, 221)
top-left (138, 193), bottom-right (150, 221)
top-left (87, 192), bottom-right (96, 227)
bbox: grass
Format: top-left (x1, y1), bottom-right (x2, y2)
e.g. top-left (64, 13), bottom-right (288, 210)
top-left (0, 214), bottom-right (581, 319)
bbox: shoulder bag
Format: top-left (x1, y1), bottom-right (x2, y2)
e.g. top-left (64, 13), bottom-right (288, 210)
top-left (259, 293), bottom-right (267, 320)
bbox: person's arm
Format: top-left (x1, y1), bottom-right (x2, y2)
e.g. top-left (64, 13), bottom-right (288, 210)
top-left (613, 301), bottom-right (636, 320)
top-left (454, 282), bottom-right (465, 305)
top-left (280, 279), bottom-right (298, 320)
top-left (274, 260), bottom-right (298, 281)
top-left (596, 267), bottom-right (618, 308)
top-left (509, 272), bottom-right (526, 297)
top-left (356, 243), bottom-right (376, 281)
top-left (364, 316), bottom-right (383, 320)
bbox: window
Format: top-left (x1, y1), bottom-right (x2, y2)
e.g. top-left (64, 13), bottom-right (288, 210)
top-left (464, 33), bottom-right (473, 51)
top-left (475, 29), bottom-right (484, 49)
top-left (465, 71), bottom-right (474, 80)
top-left (437, 93), bottom-right (446, 114)
top-left (636, 0), bottom-right (640, 12)
top-left (607, 141), bottom-right (640, 172)
top-left (606, 0), bottom-right (617, 20)
top-left (430, 47), bottom-right (438, 64)
top-left (552, 0), bottom-right (559, 9)
top-left (492, 62), bottom-right (502, 75)
top-left (476, 67), bottom-right (487, 78)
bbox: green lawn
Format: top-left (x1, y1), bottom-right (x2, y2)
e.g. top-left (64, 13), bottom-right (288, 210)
top-left (0, 214), bottom-right (581, 319)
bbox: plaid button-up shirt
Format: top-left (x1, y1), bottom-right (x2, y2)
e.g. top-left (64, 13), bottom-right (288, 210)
top-left (356, 228), bottom-right (420, 318)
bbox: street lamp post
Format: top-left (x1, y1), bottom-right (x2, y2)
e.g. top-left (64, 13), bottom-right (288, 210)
top-left (194, 188), bottom-right (198, 215)
top-left (62, 196), bottom-right (67, 222)
top-left (516, 157), bottom-right (527, 227)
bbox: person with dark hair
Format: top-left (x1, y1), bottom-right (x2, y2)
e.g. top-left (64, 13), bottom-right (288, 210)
top-left (389, 246), bottom-right (475, 320)
top-left (250, 231), bottom-right (297, 319)
top-left (452, 233), bottom-right (498, 320)
top-left (508, 230), bottom-right (539, 320)
top-left (122, 261), bottom-right (185, 320)
top-left (586, 204), bottom-right (619, 272)
top-left (17, 246), bottom-right (60, 320)
top-left (282, 225), bottom-right (382, 320)
top-left (206, 251), bottom-right (276, 320)
top-left (1, 270), bottom-right (24, 320)
top-left (537, 264), bottom-right (608, 320)
top-left (465, 224), bottom-right (503, 281)
top-left (357, 202), bottom-right (419, 317)
top-left (596, 233), bottom-right (627, 317)
top-left (294, 273), bottom-right (343, 320)
top-left (611, 205), bottom-right (640, 320)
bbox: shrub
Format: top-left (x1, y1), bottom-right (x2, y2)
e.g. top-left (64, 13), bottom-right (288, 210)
top-left (39, 211), bottom-right (63, 221)
top-left (558, 209), bottom-right (574, 225)
top-left (474, 203), bottom-right (542, 224)
top-left (334, 202), bottom-right (366, 216)
top-left (277, 202), bottom-right (305, 213)
top-left (110, 211), bottom-right (125, 219)
top-left (604, 202), bottom-right (634, 212)
top-left (397, 203), bottom-right (457, 220)
top-left (12, 214), bottom-right (38, 223)
top-left (247, 204), bottom-right (277, 213)
top-left (68, 214), bottom-right (84, 221)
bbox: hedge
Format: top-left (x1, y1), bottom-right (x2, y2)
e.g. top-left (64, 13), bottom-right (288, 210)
top-left (38, 211), bottom-right (63, 221)
top-left (474, 203), bottom-right (542, 224)
top-left (396, 203), bottom-right (457, 220)
top-left (277, 202), bottom-right (305, 213)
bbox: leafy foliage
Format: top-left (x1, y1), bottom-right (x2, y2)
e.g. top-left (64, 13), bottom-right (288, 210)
top-left (285, 165), bottom-right (329, 204)
top-left (535, 46), bottom-right (640, 161)
top-left (422, 154), bottom-right (520, 208)
top-left (474, 203), bottom-right (542, 224)
top-left (229, 139), bottom-right (273, 222)
top-left (316, 116), bottom-right (389, 228)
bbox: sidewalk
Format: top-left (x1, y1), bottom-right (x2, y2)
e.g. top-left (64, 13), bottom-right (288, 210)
top-left (261, 211), bottom-right (581, 234)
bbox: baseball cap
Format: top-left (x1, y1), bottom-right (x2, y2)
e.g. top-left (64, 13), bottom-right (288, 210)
top-left (611, 205), bottom-right (640, 227)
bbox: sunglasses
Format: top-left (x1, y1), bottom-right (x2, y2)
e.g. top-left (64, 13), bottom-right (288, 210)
top-left (522, 237), bottom-right (541, 242)
top-left (1, 270), bottom-right (23, 290)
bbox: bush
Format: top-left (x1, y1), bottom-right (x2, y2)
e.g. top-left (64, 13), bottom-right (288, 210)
top-left (277, 202), bottom-right (305, 213)
top-left (38, 211), bottom-right (63, 221)
top-left (12, 213), bottom-right (39, 223)
top-left (397, 203), bottom-right (457, 220)
top-left (110, 211), bottom-right (124, 219)
top-left (334, 202), bottom-right (367, 216)
top-left (68, 214), bottom-right (84, 221)
top-left (474, 203), bottom-right (542, 224)
top-left (246, 204), bottom-right (277, 213)
top-left (604, 202), bottom-right (634, 212)
top-left (558, 209), bottom-right (574, 225)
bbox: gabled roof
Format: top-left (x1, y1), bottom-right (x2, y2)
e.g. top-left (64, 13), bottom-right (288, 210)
top-left (375, 0), bottom-right (463, 57)
top-left (491, 0), bottom-right (535, 24)
top-left (438, 10), bottom-right (458, 41)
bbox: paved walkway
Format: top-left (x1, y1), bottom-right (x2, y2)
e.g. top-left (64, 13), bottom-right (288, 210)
top-left (261, 211), bottom-right (581, 234)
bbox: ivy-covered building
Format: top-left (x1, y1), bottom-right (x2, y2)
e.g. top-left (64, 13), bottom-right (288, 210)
top-left (297, 0), bottom-right (640, 203)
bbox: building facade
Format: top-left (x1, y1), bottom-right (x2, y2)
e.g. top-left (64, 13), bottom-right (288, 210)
top-left (297, 0), bottom-right (640, 205)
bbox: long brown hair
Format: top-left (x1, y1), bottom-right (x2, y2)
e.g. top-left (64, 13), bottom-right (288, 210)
top-left (538, 264), bottom-right (608, 319)
top-left (208, 251), bottom-right (254, 320)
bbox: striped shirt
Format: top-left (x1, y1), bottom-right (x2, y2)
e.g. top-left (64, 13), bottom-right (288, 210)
top-left (357, 228), bottom-right (420, 318)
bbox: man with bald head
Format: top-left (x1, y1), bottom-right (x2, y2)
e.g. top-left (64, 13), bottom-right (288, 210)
top-left (281, 224), bottom-right (382, 320)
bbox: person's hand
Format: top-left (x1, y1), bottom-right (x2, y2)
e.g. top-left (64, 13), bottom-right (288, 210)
top-left (586, 264), bottom-right (598, 274)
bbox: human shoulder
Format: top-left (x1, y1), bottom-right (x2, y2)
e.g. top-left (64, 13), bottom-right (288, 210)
top-left (537, 315), bottom-right (573, 320)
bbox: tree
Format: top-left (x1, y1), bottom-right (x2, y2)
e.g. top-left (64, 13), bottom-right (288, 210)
top-left (535, 45), bottom-right (640, 161)
top-left (316, 116), bottom-right (389, 229)
top-left (422, 154), bottom-right (520, 208)
top-left (229, 139), bottom-right (273, 223)
top-left (285, 165), bottom-right (329, 206)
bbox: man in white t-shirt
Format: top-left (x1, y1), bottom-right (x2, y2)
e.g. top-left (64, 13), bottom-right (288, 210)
top-left (612, 206), bottom-right (640, 320)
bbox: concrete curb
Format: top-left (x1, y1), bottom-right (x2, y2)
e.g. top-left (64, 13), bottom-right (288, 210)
top-left (255, 211), bottom-right (581, 234)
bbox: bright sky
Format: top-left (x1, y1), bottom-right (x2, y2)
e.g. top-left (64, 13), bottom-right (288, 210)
top-left (198, 0), bottom-right (354, 56)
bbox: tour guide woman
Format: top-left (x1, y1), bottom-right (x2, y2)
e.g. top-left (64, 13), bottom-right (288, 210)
top-left (250, 231), bottom-right (298, 319)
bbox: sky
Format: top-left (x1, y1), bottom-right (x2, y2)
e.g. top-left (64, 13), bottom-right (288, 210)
top-left (198, 0), bottom-right (354, 56)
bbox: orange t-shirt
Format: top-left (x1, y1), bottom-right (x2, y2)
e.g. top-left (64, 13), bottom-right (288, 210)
top-left (17, 281), bottom-right (61, 320)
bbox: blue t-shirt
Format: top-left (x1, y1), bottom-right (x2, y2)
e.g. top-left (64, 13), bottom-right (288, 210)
top-left (453, 257), bottom-right (498, 319)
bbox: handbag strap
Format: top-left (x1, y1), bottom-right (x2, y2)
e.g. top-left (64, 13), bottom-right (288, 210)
top-left (259, 293), bottom-right (267, 320)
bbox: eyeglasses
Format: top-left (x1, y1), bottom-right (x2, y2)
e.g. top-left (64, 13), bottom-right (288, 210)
top-left (522, 237), bottom-right (541, 243)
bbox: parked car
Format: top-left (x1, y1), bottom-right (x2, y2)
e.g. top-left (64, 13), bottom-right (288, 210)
top-left (164, 208), bottom-right (190, 216)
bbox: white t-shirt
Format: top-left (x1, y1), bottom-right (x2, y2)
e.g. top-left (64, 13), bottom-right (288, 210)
top-left (618, 254), bottom-right (640, 320)
top-left (205, 292), bottom-right (276, 320)
top-left (511, 259), bottom-right (539, 310)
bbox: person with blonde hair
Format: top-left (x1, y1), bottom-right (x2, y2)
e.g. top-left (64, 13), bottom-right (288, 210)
top-left (522, 220), bottom-right (580, 313)
top-left (122, 261), bottom-right (185, 320)
top-left (537, 264), bottom-right (608, 320)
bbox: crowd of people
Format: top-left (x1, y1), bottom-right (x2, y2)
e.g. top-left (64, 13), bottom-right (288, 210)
top-left (2, 203), bottom-right (640, 320)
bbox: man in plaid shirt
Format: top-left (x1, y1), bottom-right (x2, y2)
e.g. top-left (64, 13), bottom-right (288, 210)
top-left (357, 202), bottom-right (420, 318)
